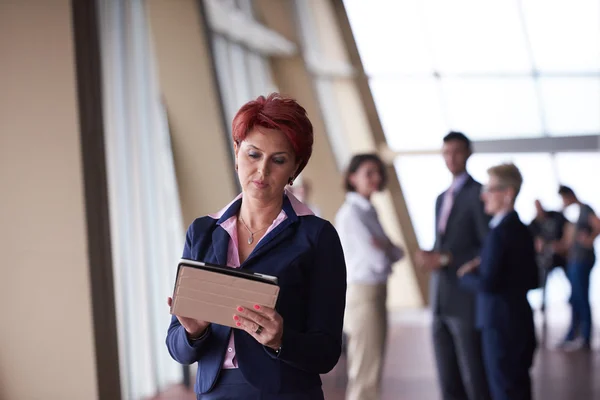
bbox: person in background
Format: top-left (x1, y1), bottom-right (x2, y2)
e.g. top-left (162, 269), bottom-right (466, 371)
top-left (558, 185), bottom-right (600, 350)
top-left (166, 94), bottom-right (347, 399)
top-left (288, 178), bottom-right (321, 217)
top-left (458, 163), bottom-right (538, 400)
top-left (415, 131), bottom-right (491, 400)
top-left (335, 153), bottom-right (404, 400)
top-left (528, 200), bottom-right (568, 317)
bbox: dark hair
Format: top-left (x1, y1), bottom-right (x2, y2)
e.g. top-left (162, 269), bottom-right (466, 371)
top-left (344, 153), bottom-right (388, 192)
top-left (558, 185), bottom-right (575, 197)
top-left (443, 131), bottom-right (471, 151)
top-left (232, 93), bottom-right (313, 177)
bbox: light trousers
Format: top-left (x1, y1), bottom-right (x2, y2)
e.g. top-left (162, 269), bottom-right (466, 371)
top-left (344, 283), bottom-right (388, 400)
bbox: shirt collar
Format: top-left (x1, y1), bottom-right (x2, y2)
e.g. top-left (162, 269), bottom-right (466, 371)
top-left (450, 172), bottom-right (470, 192)
top-left (489, 210), bottom-right (509, 229)
top-left (208, 189), bottom-right (314, 222)
top-left (346, 192), bottom-right (373, 211)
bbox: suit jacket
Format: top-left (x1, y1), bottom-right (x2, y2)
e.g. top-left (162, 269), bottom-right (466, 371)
top-left (166, 195), bottom-right (347, 394)
top-left (431, 175), bottom-right (491, 323)
top-left (460, 211), bottom-right (539, 331)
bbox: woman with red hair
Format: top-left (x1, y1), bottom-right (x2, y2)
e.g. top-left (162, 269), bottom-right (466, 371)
top-left (166, 93), bottom-right (347, 399)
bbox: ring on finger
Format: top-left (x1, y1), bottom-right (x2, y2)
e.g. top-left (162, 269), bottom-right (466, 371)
top-left (255, 325), bottom-right (263, 335)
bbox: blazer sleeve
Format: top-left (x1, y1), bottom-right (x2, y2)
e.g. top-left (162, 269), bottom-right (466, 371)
top-left (269, 221), bottom-right (347, 374)
top-left (460, 228), bottom-right (506, 293)
top-left (165, 220), bottom-right (212, 365)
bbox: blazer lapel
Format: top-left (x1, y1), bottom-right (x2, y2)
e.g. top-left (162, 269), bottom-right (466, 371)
top-left (443, 176), bottom-right (473, 233)
top-left (210, 197), bottom-right (242, 266)
top-left (211, 226), bottom-right (231, 266)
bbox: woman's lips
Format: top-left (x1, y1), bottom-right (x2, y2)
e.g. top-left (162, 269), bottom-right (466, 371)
top-left (253, 180), bottom-right (268, 189)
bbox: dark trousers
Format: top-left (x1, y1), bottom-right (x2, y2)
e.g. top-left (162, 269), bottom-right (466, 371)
top-left (566, 260), bottom-right (595, 342)
top-left (196, 369), bottom-right (324, 400)
top-left (433, 316), bottom-right (491, 400)
top-left (482, 328), bottom-right (536, 400)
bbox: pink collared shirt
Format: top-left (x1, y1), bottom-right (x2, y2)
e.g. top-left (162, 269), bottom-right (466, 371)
top-left (209, 190), bottom-right (315, 369)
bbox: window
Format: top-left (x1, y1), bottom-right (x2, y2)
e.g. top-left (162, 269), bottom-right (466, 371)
top-left (344, 0), bottom-right (600, 144)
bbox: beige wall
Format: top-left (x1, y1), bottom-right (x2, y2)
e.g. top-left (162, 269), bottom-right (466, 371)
top-left (147, 0), bottom-right (238, 225)
top-left (0, 1), bottom-right (99, 399)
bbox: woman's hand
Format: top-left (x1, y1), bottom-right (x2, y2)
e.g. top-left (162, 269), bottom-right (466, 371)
top-left (233, 305), bottom-right (283, 351)
top-left (167, 297), bottom-right (210, 338)
top-left (457, 257), bottom-right (481, 277)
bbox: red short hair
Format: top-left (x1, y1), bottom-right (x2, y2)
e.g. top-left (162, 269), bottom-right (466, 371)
top-left (232, 93), bottom-right (314, 177)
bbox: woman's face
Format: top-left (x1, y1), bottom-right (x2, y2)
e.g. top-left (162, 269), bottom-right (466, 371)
top-left (481, 174), bottom-right (511, 215)
top-left (349, 160), bottom-right (382, 198)
top-left (234, 127), bottom-right (300, 202)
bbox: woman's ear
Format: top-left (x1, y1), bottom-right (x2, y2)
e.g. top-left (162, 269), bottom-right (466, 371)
top-left (348, 172), bottom-right (356, 189)
top-left (233, 141), bottom-right (240, 165)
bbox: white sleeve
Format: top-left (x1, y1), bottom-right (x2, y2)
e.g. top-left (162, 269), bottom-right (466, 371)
top-left (335, 205), bottom-right (389, 276)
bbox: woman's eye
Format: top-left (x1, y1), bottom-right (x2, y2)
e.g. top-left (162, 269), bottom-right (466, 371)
top-left (273, 158), bottom-right (286, 165)
top-left (248, 152), bottom-right (260, 159)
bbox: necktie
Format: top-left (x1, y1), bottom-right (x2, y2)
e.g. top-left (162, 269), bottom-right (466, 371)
top-left (438, 182), bottom-right (457, 234)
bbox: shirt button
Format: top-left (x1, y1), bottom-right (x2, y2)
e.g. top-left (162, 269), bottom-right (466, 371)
top-left (228, 348), bottom-right (233, 352)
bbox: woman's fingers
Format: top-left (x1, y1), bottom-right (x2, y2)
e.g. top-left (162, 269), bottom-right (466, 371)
top-left (236, 306), bottom-right (274, 326)
top-left (233, 305), bottom-right (283, 349)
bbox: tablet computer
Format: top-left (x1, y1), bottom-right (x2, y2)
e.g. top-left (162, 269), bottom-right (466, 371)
top-left (170, 259), bottom-right (280, 329)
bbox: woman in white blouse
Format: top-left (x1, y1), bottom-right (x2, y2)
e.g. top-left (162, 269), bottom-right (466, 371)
top-left (335, 153), bottom-right (404, 400)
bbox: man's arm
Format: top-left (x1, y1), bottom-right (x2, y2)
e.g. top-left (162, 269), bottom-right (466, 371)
top-left (460, 230), bottom-right (505, 293)
top-left (580, 211), bottom-right (600, 248)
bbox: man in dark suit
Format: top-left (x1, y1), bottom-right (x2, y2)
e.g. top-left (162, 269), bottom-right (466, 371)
top-left (415, 131), bottom-right (491, 400)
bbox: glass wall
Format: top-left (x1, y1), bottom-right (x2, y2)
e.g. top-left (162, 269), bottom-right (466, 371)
top-left (344, 0), bottom-right (600, 308)
top-left (344, 0), bottom-right (600, 150)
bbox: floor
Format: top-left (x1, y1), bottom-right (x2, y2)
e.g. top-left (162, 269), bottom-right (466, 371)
top-left (150, 307), bottom-right (600, 400)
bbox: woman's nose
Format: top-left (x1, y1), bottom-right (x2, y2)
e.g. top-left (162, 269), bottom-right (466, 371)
top-left (258, 160), bottom-right (270, 176)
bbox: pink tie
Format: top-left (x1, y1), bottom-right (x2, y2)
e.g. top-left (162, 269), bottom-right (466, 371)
top-left (438, 182), bottom-right (456, 234)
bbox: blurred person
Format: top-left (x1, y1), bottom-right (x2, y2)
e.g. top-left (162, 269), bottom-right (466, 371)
top-left (415, 131), bottom-right (491, 400)
top-left (166, 94), bottom-right (347, 399)
top-left (335, 153), bottom-right (404, 400)
top-left (458, 163), bottom-right (538, 400)
top-left (557, 185), bottom-right (600, 350)
top-left (288, 178), bottom-right (321, 216)
top-left (528, 199), bottom-right (568, 314)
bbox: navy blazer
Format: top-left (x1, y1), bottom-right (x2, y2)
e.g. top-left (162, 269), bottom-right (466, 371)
top-left (432, 175), bottom-right (491, 322)
top-left (166, 194), bottom-right (347, 395)
top-left (460, 211), bottom-right (539, 330)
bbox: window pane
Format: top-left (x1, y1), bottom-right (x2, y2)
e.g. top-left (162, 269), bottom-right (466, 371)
top-left (539, 77), bottom-right (600, 135)
top-left (370, 78), bottom-right (448, 150)
top-left (343, 0), bottom-right (433, 75)
top-left (212, 36), bottom-right (237, 127)
top-left (395, 155), bottom-right (449, 250)
top-left (522, 0), bottom-right (600, 72)
top-left (422, 0), bottom-right (532, 73)
top-left (229, 43), bottom-right (253, 109)
top-left (442, 78), bottom-right (543, 139)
